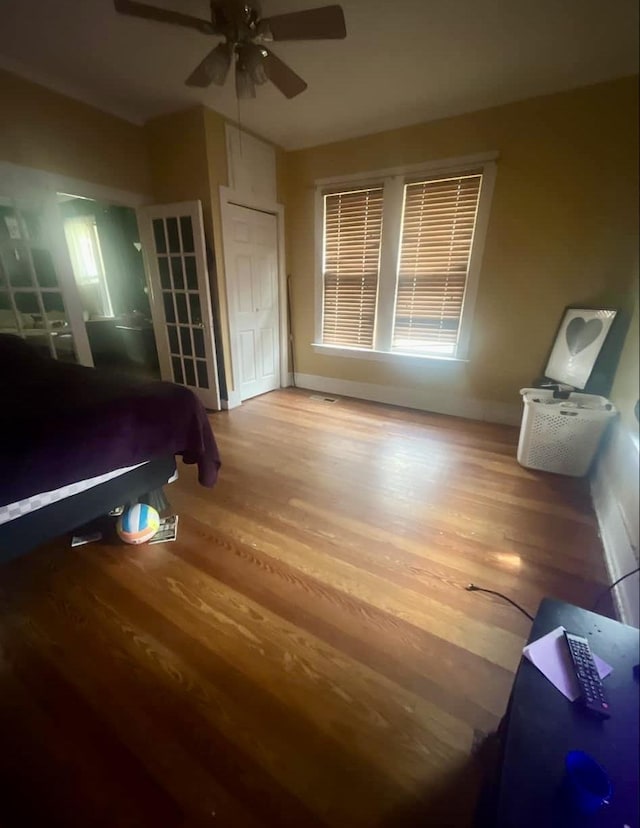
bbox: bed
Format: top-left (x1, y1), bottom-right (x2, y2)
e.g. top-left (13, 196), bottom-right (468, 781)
top-left (0, 334), bottom-right (220, 561)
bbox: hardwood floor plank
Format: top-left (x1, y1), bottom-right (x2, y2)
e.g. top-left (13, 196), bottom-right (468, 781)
top-left (0, 575), bottom-right (267, 828)
top-left (93, 546), bottom-right (474, 783)
top-left (0, 611), bottom-right (186, 828)
top-left (208, 447), bottom-right (600, 565)
top-left (201, 469), bottom-right (603, 596)
top-left (166, 492), bottom-right (526, 671)
top-left (0, 389), bottom-right (612, 826)
top-left (169, 518), bottom-right (512, 728)
top-left (174, 484), bottom-right (537, 640)
top-left (72, 554), bottom-right (399, 826)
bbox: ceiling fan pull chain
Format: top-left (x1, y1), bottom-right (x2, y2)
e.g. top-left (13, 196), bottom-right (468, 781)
top-left (236, 88), bottom-right (244, 156)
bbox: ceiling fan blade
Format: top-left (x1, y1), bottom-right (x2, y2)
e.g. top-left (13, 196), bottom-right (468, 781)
top-left (113, 0), bottom-right (214, 35)
top-left (260, 5), bottom-right (346, 41)
top-left (186, 42), bottom-right (233, 87)
top-left (261, 49), bottom-right (308, 98)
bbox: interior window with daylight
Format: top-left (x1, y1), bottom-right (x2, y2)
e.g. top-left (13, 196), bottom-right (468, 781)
top-left (64, 215), bottom-right (114, 318)
top-left (322, 187), bottom-right (384, 349)
top-left (393, 174), bottom-right (482, 356)
top-left (319, 166), bottom-right (489, 359)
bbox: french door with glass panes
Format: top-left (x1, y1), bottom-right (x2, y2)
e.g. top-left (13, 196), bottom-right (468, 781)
top-left (137, 201), bottom-right (220, 410)
top-left (0, 180), bottom-right (91, 366)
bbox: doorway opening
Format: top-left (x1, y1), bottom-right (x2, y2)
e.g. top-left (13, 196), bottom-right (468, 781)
top-left (0, 197), bottom-right (82, 363)
top-left (57, 194), bottom-right (160, 380)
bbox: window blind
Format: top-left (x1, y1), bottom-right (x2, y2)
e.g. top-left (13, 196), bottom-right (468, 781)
top-left (393, 174), bottom-right (482, 355)
top-left (322, 187), bottom-right (384, 348)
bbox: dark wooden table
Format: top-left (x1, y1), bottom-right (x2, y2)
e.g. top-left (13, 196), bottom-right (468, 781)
top-left (494, 598), bottom-right (639, 828)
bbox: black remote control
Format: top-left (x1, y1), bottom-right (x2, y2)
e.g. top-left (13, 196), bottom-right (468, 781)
top-left (564, 631), bottom-right (610, 719)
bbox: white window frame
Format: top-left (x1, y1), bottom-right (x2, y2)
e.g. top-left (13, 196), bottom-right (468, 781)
top-left (313, 152), bottom-right (498, 363)
top-left (63, 214), bottom-right (115, 317)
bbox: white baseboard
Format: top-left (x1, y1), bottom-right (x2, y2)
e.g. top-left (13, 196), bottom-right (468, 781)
top-left (591, 422), bottom-right (640, 627)
top-left (223, 374), bottom-right (292, 408)
top-left (293, 372), bottom-right (522, 425)
top-left (221, 389), bottom-right (242, 410)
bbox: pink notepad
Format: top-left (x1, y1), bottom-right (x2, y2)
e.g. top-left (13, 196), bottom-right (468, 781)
top-left (523, 626), bottom-right (613, 701)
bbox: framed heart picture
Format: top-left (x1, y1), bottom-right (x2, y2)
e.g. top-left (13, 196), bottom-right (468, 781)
top-left (545, 307), bottom-right (617, 389)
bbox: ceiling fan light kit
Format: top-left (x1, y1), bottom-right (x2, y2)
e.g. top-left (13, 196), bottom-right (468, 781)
top-left (114, 0), bottom-right (346, 99)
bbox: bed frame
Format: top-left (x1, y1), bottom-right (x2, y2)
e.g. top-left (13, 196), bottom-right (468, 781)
top-left (0, 455), bottom-right (177, 564)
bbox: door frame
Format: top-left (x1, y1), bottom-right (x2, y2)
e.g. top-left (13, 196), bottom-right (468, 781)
top-left (1, 160), bottom-right (153, 369)
top-left (0, 161), bottom-right (151, 209)
top-left (0, 161), bottom-right (109, 367)
top-left (219, 186), bottom-right (289, 409)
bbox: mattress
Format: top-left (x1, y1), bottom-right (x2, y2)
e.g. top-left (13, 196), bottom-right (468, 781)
top-left (0, 334), bottom-right (220, 509)
top-left (0, 462), bottom-right (149, 526)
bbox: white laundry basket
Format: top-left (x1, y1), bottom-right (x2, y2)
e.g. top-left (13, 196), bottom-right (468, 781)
top-left (517, 389), bottom-right (617, 477)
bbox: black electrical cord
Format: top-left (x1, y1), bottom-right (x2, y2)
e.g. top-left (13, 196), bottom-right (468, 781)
top-left (465, 583), bottom-right (535, 621)
top-left (466, 567), bottom-right (640, 622)
top-left (592, 567), bottom-right (640, 612)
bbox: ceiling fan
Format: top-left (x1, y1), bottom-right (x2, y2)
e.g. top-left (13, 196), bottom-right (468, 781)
top-left (114, 0), bottom-right (346, 99)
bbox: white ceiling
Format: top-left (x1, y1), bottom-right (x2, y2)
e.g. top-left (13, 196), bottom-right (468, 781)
top-left (0, 0), bottom-right (637, 149)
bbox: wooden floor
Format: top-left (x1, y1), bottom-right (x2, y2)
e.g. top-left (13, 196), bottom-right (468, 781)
top-left (0, 389), bottom-right (612, 827)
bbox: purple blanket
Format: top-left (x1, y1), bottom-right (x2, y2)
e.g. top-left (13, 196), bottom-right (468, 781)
top-left (0, 335), bottom-right (221, 507)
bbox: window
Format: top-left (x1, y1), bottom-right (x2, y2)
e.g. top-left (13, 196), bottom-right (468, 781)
top-left (322, 187), bottom-right (384, 348)
top-left (316, 156), bottom-right (496, 360)
top-left (63, 215), bottom-right (114, 318)
top-left (393, 174), bottom-right (482, 356)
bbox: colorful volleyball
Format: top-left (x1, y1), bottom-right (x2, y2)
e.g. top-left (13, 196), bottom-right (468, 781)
top-left (116, 503), bottom-right (160, 545)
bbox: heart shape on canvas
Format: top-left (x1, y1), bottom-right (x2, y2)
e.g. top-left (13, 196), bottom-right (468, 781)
top-left (565, 317), bottom-right (603, 356)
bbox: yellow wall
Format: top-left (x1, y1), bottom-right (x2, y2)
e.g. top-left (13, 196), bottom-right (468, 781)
top-left (144, 107), bottom-right (211, 209)
top-left (0, 68), bottom-right (150, 194)
top-left (144, 105), bottom-right (235, 390)
top-left (610, 265), bottom-right (639, 433)
top-left (284, 76), bottom-right (639, 411)
top-left (3, 66), bottom-right (635, 414)
top-left (0, 68), bottom-right (268, 396)
top-left (145, 106), bottom-right (287, 396)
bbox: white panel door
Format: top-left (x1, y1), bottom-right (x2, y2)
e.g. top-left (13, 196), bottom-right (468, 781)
top-left (227, 205), bottom-right (279, 401)
top-left (137, 201), bottom-right (221, 410)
